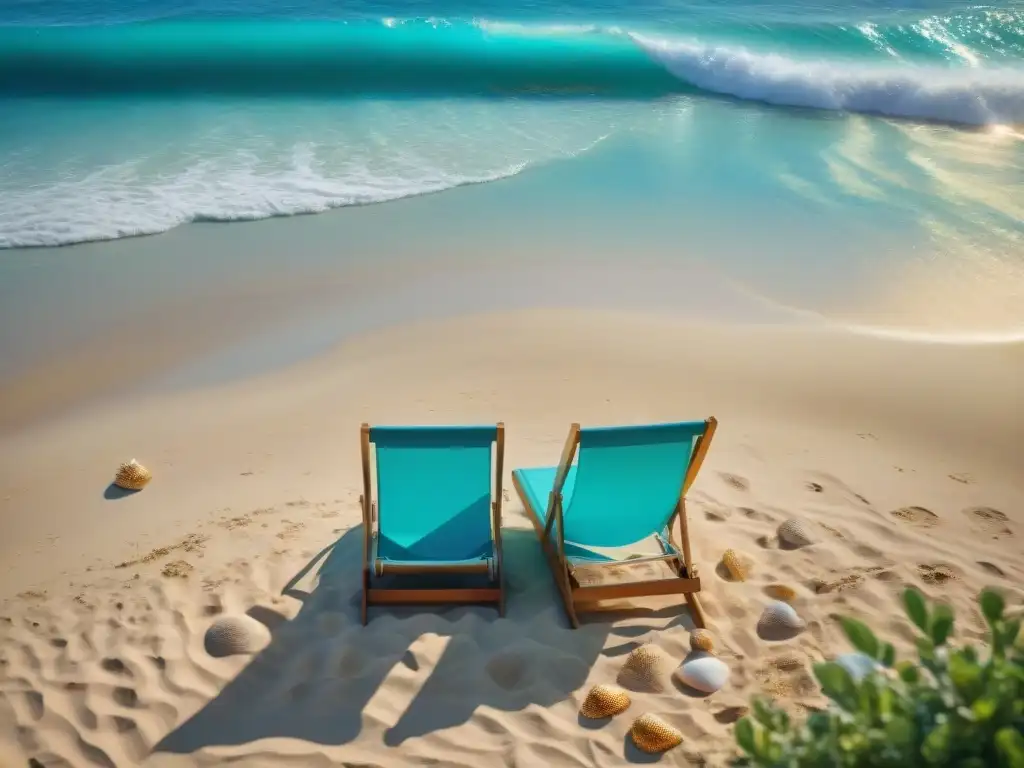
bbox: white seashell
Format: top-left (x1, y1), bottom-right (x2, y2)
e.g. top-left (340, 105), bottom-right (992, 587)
top-left (204, 615), bottom-right (270, 658)
top-left (757, 601), bottom-right (807, 641)
top-left (835, 652), bottom-right (879, 682)
top-left (777, 518), bottom-right (816, 549)
top-left (674, 651), bottom-right (730, 694)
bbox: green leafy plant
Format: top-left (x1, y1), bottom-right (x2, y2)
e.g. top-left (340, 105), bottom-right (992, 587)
top-left (734, 587), bottom-right (1024, 767)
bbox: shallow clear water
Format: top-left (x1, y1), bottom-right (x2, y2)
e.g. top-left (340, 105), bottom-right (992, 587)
top-left (0, 0), bottom-right (1022, 335)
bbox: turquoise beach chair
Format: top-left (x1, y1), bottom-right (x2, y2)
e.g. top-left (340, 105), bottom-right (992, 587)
top-left (512, 418), bottom-right (717, 628)
top-left (359, 423), bottom-right (506, 624)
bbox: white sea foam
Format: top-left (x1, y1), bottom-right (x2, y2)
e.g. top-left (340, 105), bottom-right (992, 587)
top-left (632, 34), bottom-right (1024, 125)
top-left (0, 152), bottom-right (526, 249)
top-left (0, 98), bottom-right (629, 249)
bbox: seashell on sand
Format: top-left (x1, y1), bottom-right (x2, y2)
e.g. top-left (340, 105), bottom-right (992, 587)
top-left (720, 549), bottom-right (752, 582)
top-left (674, 651), bottom-right (730, 694)
top-left (617, 644), bottom-right (676, 693)
top-left (757, 601), bottom-right (807, 641)
top-left (689, 628), bottom-right (715, 653)
top-left (204, 615), bottom-right (270, 658)
top-left (579, 684), bottom-right (631, 719)
top-left (763, 584), bottom-right (798, 602)
top-left (777, 518), bottom-right (816, 549)
top-left (835, 652), bottom-right (880, 682)
top-left (630, 714), bottom-right (683, 753)
top-left (114, 459), bottom-right (152, 491)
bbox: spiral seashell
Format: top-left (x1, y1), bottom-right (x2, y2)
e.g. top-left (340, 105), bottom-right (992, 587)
top-left (720, 549), bottom-right (751, 582)
top-left (617, 644), bottom-right (676, 693)
top-left (756, 601), bottom-right (807, 641)
top-left (777, 518), bottom-right (816, 549)
top-left (674, 651), bottom-right (730, 693)
top-left (579, 684), bottom-right (631, 719)
top-left (204, 615), bottom-right (270, 658)
top-left (763, 584), bottom-right (798, 602)
top-left (630, 714), bottom-right (683, 753)
top-left (114, 459), bottom-right (152, 491)
top-left (689, 628), bottom-right (715, 653)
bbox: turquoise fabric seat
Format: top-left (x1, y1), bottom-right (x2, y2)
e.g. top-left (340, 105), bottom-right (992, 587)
top-left (512, 418), bottom-right (717, 628)
top-left (360, 424), bottom-right (506, 623)
top-left (514, 420), bottom-right (705, 546)
top-left (370, 425), bottom-right (497, 573)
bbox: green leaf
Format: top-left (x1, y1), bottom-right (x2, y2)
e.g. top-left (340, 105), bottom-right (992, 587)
top-left (751, 697), bottom-right (778, 730)
top-left (980, 588), bottom-right (1006, 626)
top-left (884, 715), bottom-right (914, 748)
top-left (896, 660), bottom-right (920, 683)
top-left (971, 697), bottom-right (998, 722)
top-left (840, 617), bottom-right (880, 659)
top-left (904, 587), bottom-right (930, 633)
top-left (813, 662), bottom-right (857, 711)
top-left (996, 727), bottom-right (1024, 768)
top-left (880, 642), bottom-right (896, 668)
top-left (1001, 619), bottom-right (1021, 651)
top-left (922, 721), bottom-right (952, 764)
top-left (754, 724), bottom-right (774, 761)
top-left (917, 636), bottom-right (936, 663)
top-left (930, 603), bottom-right (955, 646)
top-left (735, 717), bottom-right (758, 757)
top-left (948, 652), bottom-right (982, 699)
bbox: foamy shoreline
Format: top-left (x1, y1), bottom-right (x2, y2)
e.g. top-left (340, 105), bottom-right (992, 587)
top-left (0, 307), bottom-right (1021, 766)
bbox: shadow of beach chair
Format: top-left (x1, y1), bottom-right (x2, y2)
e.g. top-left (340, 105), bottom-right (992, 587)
top-left (360, 423), bottom-right (506, 624)
top-left (512, 418), bottom-right (717, 629)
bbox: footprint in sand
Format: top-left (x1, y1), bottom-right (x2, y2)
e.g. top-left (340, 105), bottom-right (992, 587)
top-left (890, 506), bottom-right (939, 528)
top-left (739, 507), bottom-right (777, 523)
top-left (963, 507), bottom-right (1011, 536)
top-left (101, 658), bottom-right (132, 678)
top-left (917, 564), bottom-right (959, 586)
top-left (114, 686), bottom-right (140, 708)
top-left (703, 503), bottom-right (731, 522)
top-left (486, 651), bottom-right (533, 691)
top-left (977, 561), bottom-right (1006, 578)
top-left (719, 473), bottom-right (749, 492)
top-left (713, 706), bottom-right (749, 724)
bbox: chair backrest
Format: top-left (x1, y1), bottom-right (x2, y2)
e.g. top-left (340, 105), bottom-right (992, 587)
top-left (369, 425), bottom-right (498, 560)
top-left (562, 420), bottom-right (707, 548)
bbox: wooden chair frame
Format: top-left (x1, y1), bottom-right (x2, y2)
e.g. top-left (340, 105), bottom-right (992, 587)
top-left (512, 417), bottom-right (717, 629)
top-left (359, 423), bottom-right (506, 625)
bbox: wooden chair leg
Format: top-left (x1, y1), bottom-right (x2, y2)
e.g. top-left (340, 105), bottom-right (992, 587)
top-left (540, 534), bottom-right (578, 628)
top-left (361, 568), bottom-right (370, 625)
top-left (686, 592), bottom-right (707, 629)
top-left (497, 558), bottom-right (507, 618)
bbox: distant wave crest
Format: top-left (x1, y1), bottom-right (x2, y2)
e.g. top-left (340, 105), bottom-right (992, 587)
top-left (1, 17), bottom-right (1022, 125)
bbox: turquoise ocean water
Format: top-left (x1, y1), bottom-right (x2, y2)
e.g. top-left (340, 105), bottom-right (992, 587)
top-left (1, 0), bottom-right (1022, 335)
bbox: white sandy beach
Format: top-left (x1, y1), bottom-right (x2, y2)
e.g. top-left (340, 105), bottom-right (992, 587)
top-left (1, 307), bottom-right (1021, 766)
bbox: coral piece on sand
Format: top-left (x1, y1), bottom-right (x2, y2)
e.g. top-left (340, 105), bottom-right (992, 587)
top-left (114, 459), bottom-right (152, 491)
top-left (630, 714), bottom-right (683, 753)
top-left (721, 549), bottom-right (751, 581)
top-left (617, 644), bottom-right (676, 693)
top-left (763, 584), bottom-right (798, 602)
top-left (689, 628), bottom-right (716, 653)
top-left (579, 684), bottom-right (631, 719)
